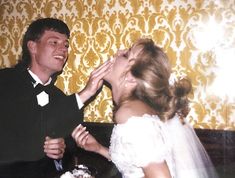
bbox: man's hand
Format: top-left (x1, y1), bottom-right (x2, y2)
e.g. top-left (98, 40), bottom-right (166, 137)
top-left (44, 136), bottom-right (66, 159)
top-left (78, 59), bottom-right (113, 103)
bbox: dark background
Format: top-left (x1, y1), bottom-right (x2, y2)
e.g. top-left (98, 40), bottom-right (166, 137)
top-left (62, 122), bottom-right (235, 178)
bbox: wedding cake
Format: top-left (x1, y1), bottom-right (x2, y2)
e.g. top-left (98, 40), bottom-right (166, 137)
top-left (60, 165), bottom-right (94, 178)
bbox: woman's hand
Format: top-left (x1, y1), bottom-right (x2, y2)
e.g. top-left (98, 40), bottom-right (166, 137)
top-left (71, 124), bottom-right (101, 153)
top-left (44, 136), bottom-right (65, 159)
top-left (72, 124), bottom-right (111, 160)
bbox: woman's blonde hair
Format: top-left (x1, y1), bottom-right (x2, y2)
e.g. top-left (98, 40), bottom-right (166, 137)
top-left (124, 38), bottom-right (192, 121)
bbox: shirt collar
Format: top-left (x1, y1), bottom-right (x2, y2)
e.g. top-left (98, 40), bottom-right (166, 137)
top-left (27, 69), bottom-right (52, 87)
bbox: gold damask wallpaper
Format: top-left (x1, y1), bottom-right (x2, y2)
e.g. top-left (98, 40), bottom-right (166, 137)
top-left (0, 0), bottom-right (235, 130)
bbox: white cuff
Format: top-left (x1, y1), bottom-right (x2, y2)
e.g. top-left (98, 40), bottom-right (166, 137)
top-left (75, 93), bottom-right (84, 109)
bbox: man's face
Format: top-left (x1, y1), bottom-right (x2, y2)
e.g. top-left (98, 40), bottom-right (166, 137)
top-left (29, 30), bottom-right (69, 76)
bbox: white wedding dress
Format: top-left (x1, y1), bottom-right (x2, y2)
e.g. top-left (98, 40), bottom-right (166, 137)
top-left (109, 114), bottom-right (218, 178)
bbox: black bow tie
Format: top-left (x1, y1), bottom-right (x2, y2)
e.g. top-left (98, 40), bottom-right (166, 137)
top-left (34, 83), bottom-right (51, 95)
top-left (24, 70), bottom-right (53, 95)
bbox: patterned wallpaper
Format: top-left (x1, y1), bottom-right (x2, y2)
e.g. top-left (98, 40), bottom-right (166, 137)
top-left (0, 0), bottom-right (235, 130)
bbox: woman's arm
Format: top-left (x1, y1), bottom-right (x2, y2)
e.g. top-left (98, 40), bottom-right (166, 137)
top-left (143, 161), bottom-right (172, 178)
top-left (71, 124), bottom-right (111, 160)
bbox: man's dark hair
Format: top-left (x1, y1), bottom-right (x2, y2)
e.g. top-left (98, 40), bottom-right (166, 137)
top-left (17, 18), bottom-right (70, 70)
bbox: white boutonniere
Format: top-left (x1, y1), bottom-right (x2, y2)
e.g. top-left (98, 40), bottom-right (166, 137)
top-left (36, 91), bottom-right (49, 107)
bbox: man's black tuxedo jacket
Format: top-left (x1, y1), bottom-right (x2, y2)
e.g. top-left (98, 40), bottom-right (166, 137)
top-left (0, 66), bottom-right (83, 163)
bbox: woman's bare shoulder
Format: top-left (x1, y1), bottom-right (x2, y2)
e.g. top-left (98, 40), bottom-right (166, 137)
top-left (114, 103), bottom-right (136, 124)
top-left (114, 100), bottom-right (156, 124)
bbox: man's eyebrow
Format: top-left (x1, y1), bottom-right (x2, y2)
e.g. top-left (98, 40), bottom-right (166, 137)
top-left (47, 36), bottom-right (69, 42)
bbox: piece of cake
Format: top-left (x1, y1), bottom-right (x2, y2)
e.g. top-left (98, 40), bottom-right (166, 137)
top-left (60, 171), bottom-right (75, 178)
top-left (60, 165), bottom-right (94, 178)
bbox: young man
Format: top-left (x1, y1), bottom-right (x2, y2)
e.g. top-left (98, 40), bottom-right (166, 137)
top-left (0, 18), bottom-right (112, 178)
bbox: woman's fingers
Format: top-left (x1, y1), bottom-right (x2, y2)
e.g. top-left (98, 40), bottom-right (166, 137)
top-left (72, 124), bottom-right (86, 139)
top-left (72, 124), bottom-right (89, 147)
top-left (71, 124), bottom-right (83, 138)
top-left (74, 130), bottom-right (89, 146)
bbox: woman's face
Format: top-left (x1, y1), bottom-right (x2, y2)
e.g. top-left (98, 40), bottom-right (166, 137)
top-left (104, 44), bottom-right (143, 84)
top-left (112, 49), bottom-right (130, 75)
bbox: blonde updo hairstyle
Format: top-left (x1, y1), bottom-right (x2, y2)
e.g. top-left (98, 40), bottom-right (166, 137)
top-left (126, 38), bottom-right (192, 122)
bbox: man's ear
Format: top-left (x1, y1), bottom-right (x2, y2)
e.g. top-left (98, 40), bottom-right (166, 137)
top-left (27, 41), bottom-right (37, 54)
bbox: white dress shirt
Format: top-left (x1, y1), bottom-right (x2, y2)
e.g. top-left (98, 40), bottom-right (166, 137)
top-left (28, 69), bottom-right (84, 109)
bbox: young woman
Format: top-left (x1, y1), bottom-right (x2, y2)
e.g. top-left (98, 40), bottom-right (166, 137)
top-left (72, 39), bottom-right (218, 178)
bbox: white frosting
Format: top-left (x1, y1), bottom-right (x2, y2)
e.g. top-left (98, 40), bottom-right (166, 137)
top-left (60, 171), bottom-right (75, 178)
top-left (60, 165), bottom-right (93, 178)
